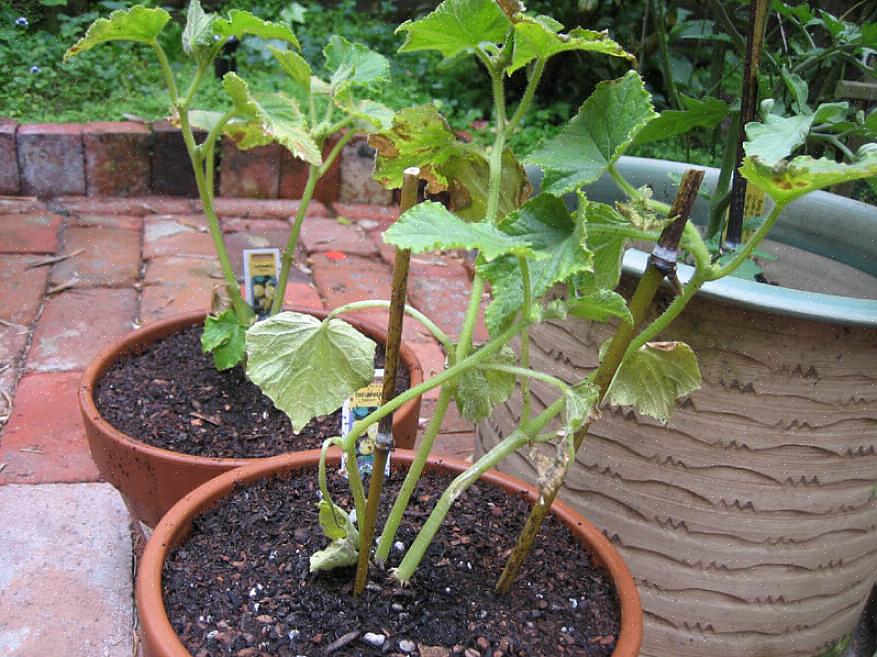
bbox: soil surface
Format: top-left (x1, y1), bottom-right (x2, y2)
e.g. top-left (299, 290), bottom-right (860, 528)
top-left (94, 325), bottom-right (409, 458)
top-left (163, 469), bottom-right (621, 657)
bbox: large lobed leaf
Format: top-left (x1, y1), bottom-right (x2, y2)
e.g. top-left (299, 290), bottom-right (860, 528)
top-left (369, 105), bottom-right (469, 192)
top-left (213, 10), bottom-right (300, 50)
top-left (607, 341), bottom-right (701, 423)
top-left (509, 18), bottom-right (634, 74)
top-left (64, 6), bottom-right (171, 60)
top-left (246, 312), bottom-right (376, 433)
top-left (480, 192), bottom-right (593, 334)
top-left (324, 35), bottom-right (390, 91)
top-left (396, 0), bottom-right (511, 59)
top-left (526, 70), bottom-right (657, 195)
top-left (383, 201), bottom-right (537, 261)
top-left (222, 73), bottom-right (321, 164)
top-left (741, 144), bottom-right (877, 205)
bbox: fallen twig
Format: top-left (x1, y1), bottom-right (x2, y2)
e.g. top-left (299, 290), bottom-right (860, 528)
top-left (26, 248), bottom-right (85, 269)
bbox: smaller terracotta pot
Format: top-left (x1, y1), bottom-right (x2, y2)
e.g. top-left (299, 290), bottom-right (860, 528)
top-left (136, 449), bottom-right (643, 657)
top-left (79, 308), bottom-right (423, 527)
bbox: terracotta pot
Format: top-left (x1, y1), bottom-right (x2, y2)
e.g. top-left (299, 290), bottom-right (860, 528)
top-left (136, 449), bottom-right (643, 657)
top-left (79, 309), bottom-right (423, 527)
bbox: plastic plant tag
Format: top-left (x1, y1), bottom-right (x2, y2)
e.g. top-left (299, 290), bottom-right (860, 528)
top-left (340, 368), bottom-right (390, 477)
top-left (243, 248), bottom-right (280, 317)
top-left (743, 185), bottom-right (766, 222)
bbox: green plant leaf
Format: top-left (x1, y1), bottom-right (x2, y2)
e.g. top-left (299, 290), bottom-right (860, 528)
top-left (369, 104), bottom-right (468, 192)
top-left (64, 6), bottom-right (171, 60)
top-left (309, 534), bottom-right (359, 572)
top-left (480, 193), bottom-right (592, 334)
top-left (222, 73), bottom-right (321, 164)
top-left (526, 70), bottom-right (656, 195)
top-left (567, 289), bottom-right (632, 324)
top-left (246, 312), bottom-right (376, 432)
top-left (564, 380), bottom-right (599, 435)
top-left (182, 0), bottom-right (215, 59)
top-left (383, 201), bottom-right (536, 261)
top-left (454, 346), bottom-right (516, 422)
top-left (442, 149), bottom-right (531, 222)
top-left (634, 95), bottom-right (729, 145)
top-left (396, 0), bottom-right (511, 59)
top-left (318, 499), bottom-right (352, 541)
top-left (744, 112), bottom-right (814, 164)
top-left (607, 341), bottom-right (701, 423)
top-left (269, 46), bottom-right (311, 96)
top-left (201, 309), bottom-right (246, 371)
top-left (509, 19), bottom-right (633, 74)
top-left (573, 196), bottom-right (627, 293)
top-left (213, 10), bottom-right (300, 50)
top-left (741, 145), bottom-right (877, 205)
top-left (333, 91), bottom-right (394, 131)
top-left (324, 35), bottom-right (390, 91)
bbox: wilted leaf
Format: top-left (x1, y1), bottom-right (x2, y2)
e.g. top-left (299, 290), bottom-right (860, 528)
top-left (246, 312), bottom-right (376, 432)
top-left (443, 149), bottom-right (531, 222)
top-left (607, 341), bottom-right (701, 423)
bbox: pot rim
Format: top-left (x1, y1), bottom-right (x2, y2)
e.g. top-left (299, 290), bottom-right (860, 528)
top-left (136, 449), bottom-right (643, 657)
top-left (78, 308), bottom-right (425, 468)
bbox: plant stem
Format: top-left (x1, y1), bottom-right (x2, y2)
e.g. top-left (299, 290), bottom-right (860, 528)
top-left (518, 256), bottom-right (533, 423)
top-left (707, 113), bottom-right (740, 239)
top-left (651, 0), bottom-right (683, 110)
top-left (329, 301), bottom-right (453, 352)
top-left (507, 58), bottom-right (546, 134)
top-left (151, 42), bottom-right (179, 101)
top-left (271, 130), bottom-right (358, 314)
top-left (706, 202), bottom-right (785, 281)
top-left (353, 169), bottom-right (419, 596)
top-left (455, 274), bottom-right (485, 362)
top-left (393, 397), bottom-right (564, 584)
top-left (482, 364), bottom-right (570, 394)
top-left (495, 170), bottom-right (705, 594)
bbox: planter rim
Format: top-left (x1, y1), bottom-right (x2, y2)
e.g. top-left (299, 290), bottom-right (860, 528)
top-left (136, 449), bottom-right (643, 657)
top-left (572, 156), bottom-right (877, 327)
top-left (78, 308), bottom-right (424, 469)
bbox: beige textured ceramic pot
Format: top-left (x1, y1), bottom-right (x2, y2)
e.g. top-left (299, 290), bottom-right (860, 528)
top-left (478, 159), bottom-right (877, 657)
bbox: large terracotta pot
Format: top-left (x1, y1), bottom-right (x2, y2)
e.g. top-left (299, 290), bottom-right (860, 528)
top-left (477, 158), bottom-right (877, 657)
top-left (135, 449), bottom-right (643, 657)
top-left (79, 308), bottom-right (423, 527)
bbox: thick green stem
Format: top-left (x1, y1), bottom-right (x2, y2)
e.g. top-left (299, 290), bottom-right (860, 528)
top-left (455, 274), bottom-right (485, 362)
top-left (393, 398), bottom-right (564, 584)
top-left (482, 364), bottom-right (569, 394)
top-left (507, 58), bottom-right (546, 134)
top-left (329, 301), bottom-right (453, 352)
top-left (374, 385), bottom-right (454, 565)
top-left (707, 113), bottom-right (741, 239)
top-left (151, 42), bottom-right (179, 101)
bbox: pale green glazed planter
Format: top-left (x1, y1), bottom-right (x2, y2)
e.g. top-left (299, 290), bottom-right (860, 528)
top-left (479, 158), bottom-right (877, 657)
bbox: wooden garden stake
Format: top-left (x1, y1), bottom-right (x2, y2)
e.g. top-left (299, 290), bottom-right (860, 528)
top-left (353, 167), bottom-right (420, 596)
top-left (496, 169), bottom-right (705, 594)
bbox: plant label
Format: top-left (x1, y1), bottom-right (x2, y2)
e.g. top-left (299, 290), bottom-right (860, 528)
top-left (243, 248), bottom-right (281, 317)
top-left (340, 369), bottom-right (390, 477)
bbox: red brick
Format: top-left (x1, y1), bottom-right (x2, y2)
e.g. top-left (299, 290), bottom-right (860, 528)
top-left (49, 225), bottom-right (141, 288)
top-left (27, 288), bottom-right (136, 372)
top-left (17, 123), bottom-right (86, 197)
top-left (83, 122), bottom-right (152, 197)
top-left (55, 196), bottom-right (196, 216)
top-left (143, 217), bottom-right (213, 259)
top-left (219, 140), bottom-right (281, 199)
top-left (0, 371), bottom-right (97, 483)
top-left (339, 137), bottom-right (392, 204)
top-left (311, 253), bottom-right (393, 310)
top-left (140, 255), bottom-right (220, 325)
top-left (332, 203), bottom-right (399, 222)
top-left (300, 217), bottom-right (378, 257)
top-left (0, 197), bottom-right (44, 214)
top-left (151, 121), bottom-right (204, 197)
top-left (70, 214), bottom-right (143, 231)
top-left (0, 119), bottom-right (19, 195)
top-left (408, 268), bottom-right (489, 341)
top-left (279, 134), bottom-right (341, 204)
top-left (206, 197), bottom-right (328, 219)
top-left (221, 217), bottom-right (289, 234)
top-left (283, 281), bottom-right (324, 309)
top-left (0, 213), bottom-right (61, 254)
top-left (0, 255), bottom-right (50, 325)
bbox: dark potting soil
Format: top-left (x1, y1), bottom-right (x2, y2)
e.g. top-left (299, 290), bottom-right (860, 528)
top-left (94, 325), bottom-right (410, 458)
top-left (163, 469), bottom-right (621, 657)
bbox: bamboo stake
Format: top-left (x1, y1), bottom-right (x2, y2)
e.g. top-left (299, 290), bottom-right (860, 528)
top-left (353, 167), bottom-right (420, 596)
